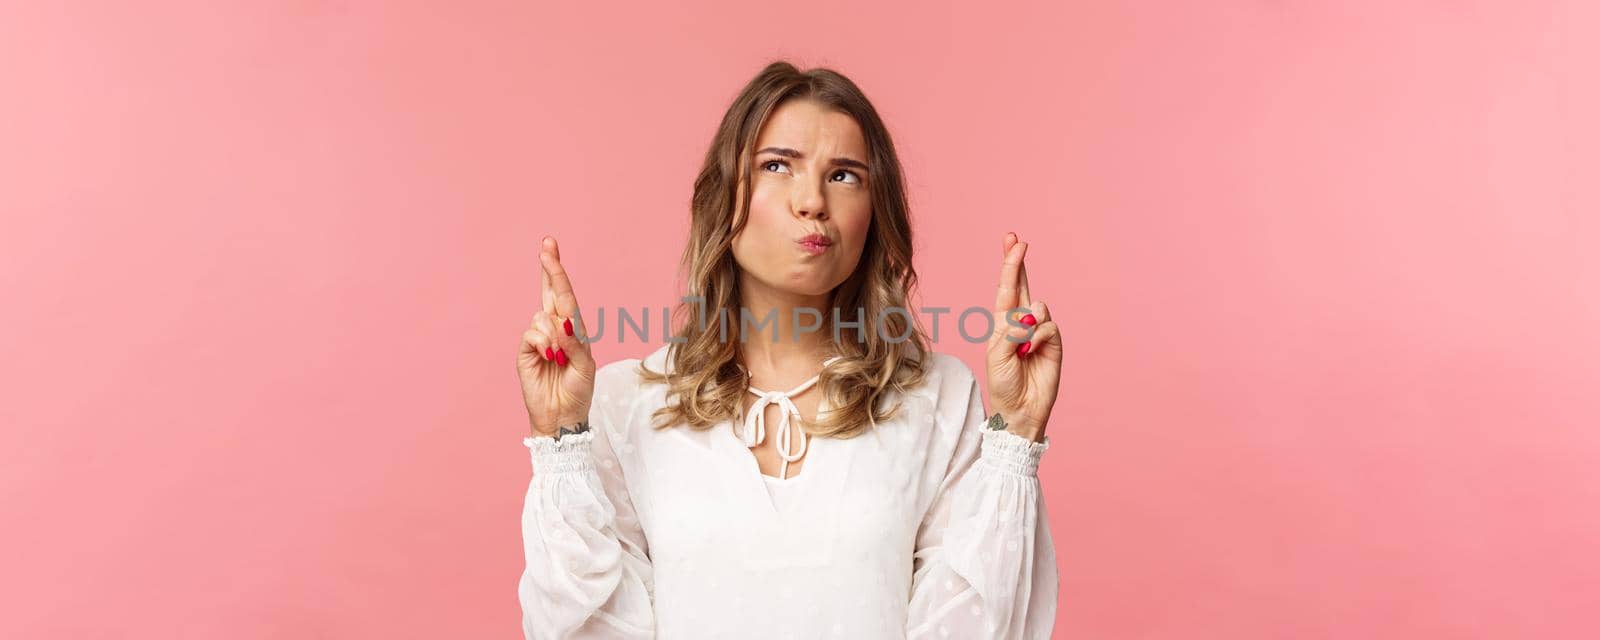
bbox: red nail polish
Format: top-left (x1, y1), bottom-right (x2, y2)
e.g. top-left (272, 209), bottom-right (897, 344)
top-left (563, 318), bottom-right (573, 336)
top-left (554, 348), bottom-right (568, 366)
top-left (544, 347), bottom-right (554, 361)
top-left (1017, 342), bottom-right (1031, 357)
top-left (1020, 314), bottom-right (1037, 326)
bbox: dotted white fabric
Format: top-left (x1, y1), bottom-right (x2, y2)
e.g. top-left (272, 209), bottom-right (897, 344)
top-left (518, 345), bottom-right (1058, 639)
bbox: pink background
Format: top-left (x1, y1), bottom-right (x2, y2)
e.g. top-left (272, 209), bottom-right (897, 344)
top-left (3, 1), bottom-right (1596, 638)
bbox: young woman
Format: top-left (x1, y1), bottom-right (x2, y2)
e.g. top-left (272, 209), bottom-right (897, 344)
top-left (515, 61), bottom-right (1064, 639)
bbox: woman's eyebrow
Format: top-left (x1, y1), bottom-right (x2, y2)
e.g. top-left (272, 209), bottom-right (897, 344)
top-left (756, 146), bottom-right (869, 172)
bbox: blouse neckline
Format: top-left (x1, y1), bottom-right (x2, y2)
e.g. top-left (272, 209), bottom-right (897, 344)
top-left (735, 355), bottom-right (843, 481)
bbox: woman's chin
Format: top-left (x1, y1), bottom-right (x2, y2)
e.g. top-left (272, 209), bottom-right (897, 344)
top-left (779, 275), bottom-right (840, 299)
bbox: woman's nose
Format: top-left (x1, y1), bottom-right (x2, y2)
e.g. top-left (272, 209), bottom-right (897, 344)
top-left (794, 184), bottom-right (827, 220)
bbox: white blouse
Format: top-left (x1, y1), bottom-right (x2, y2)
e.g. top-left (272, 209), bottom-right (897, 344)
top-left (518, 345), bottom-right (1059, 639)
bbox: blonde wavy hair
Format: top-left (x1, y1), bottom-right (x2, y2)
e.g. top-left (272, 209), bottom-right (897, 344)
top-left (637, 61), bottom-right (932, 439)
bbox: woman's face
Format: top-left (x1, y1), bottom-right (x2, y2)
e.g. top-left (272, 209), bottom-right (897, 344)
top-left (731, 98), bottom-right (873, 300)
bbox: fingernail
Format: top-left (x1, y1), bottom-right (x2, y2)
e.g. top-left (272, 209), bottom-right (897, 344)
top-left (544, 347), bottom-right (554, 361)
top-left (563, 318), bottom-right (573, 336)
top-left (1020, 314), bottom-right (1037, 326)
top-left (555, 348), bottom-right (568, 367)
top-left (1017, 342), bottom-right (1031, 357)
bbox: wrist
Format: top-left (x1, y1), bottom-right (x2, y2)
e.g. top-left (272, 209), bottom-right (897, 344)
top-left (1007, 421), bottom-right (1045, 444)
top-left (988, 410), bottom-right (1046, 443)
top-left (528, 414), bottom-right (590, 439)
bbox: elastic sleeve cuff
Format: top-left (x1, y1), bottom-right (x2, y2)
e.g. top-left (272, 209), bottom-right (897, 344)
top-left (978, 428), bottom-right (1050, 477)
top-left (522, 429), bottom-right (597, 475)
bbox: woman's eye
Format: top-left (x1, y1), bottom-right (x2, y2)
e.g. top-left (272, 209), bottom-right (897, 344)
top-left (831, 170), bottom-right (861, 184)
top-left (761, 160), bottom-right (790, 174)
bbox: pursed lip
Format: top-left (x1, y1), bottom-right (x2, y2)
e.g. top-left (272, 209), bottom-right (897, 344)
top-left (797, 233), bottom-right (833, 247)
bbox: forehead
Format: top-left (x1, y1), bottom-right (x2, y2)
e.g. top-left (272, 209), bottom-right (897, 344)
top-left (755, 99), bottom-right (867, 156)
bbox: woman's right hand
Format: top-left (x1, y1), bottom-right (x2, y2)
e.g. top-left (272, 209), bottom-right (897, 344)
top-left (517, 236), bottom-right (597, 437)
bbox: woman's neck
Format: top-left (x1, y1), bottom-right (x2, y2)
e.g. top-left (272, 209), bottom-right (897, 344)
top-left (737, 279), bottom-right (833, 374)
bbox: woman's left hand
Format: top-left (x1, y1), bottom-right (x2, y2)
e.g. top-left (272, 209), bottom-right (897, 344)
top-left (986, 232), bottom-right (1064, 443)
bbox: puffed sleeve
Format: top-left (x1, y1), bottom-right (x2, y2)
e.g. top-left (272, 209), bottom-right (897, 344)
top-left (905, 370), bottom-right (1059, 640)
top-left (517, 360), bottom-right (655, 639)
